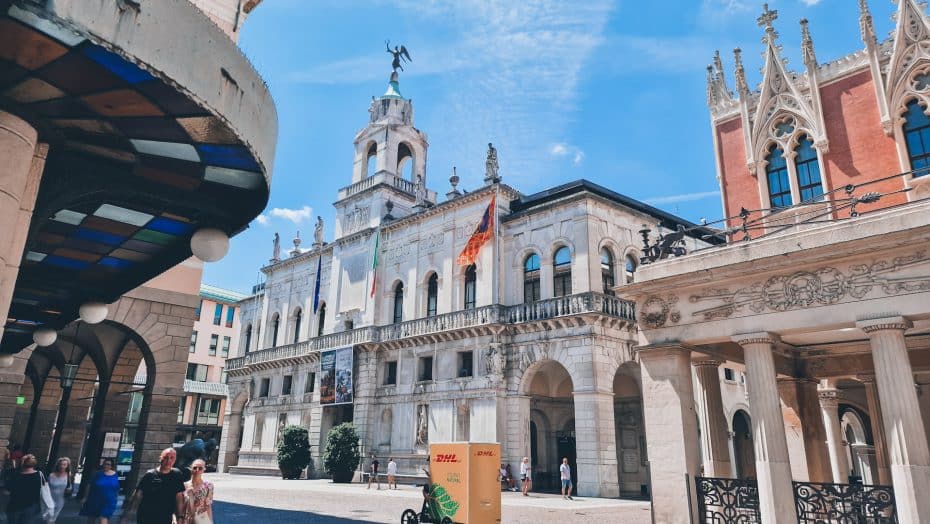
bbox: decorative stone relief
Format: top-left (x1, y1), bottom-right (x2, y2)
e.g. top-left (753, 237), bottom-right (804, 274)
top-left (343, 205), bottom-right (371, 235)
top-left (415, 404), bottom-right (429, 447)
top-left (423, 232), bottom-right (444, 253)
top-left (384, 241), bottom-right (414, 264)
top-left (484, 345), bottom-right (505, 378)
top-left (638, 295), bottom-right (681, 329)
top-left (690, 251), bottom-right (930, 320)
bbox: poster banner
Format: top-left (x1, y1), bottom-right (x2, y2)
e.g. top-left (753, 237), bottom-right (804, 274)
top-left (102, 432), bottom-right (122, 458)
top-left (320, 346), bottom-right (354, 405)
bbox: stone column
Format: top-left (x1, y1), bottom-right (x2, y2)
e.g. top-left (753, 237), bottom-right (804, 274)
top-left (573, 390), bottom-right (620, 498)
top-left (857, 317), bottom-right (930, 522)
top-left (778, 378), bottom-right (831, 483)
top-left (732, 333), bottom-right (796, 524)
top-left (0, 111), bottom-right (45, 337)
top-left (818, 387), bottom-right (850, 484)
top-left (502, 394), bottom-right (530, 474)
top-left (692, 359), bottom-right (732, 477)
top-left (638, 344), bottom-right (700, 524)
top-left (858, 375), bottom-right (890, 485)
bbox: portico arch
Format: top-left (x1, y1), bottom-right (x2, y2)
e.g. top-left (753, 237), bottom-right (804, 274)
top-left (613, 364), bottom-right (649, 496)
top-left (218, 388), bottom-right (249, 472)
top-left (520, 359), bottom-right (575, 492)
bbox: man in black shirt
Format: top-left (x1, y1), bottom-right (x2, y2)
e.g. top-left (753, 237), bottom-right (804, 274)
top-left (120, 448), bottom-right (189, 524)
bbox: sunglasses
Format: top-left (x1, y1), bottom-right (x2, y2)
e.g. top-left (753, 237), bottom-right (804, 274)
top-left (192, 466), bottom-right (205, 471)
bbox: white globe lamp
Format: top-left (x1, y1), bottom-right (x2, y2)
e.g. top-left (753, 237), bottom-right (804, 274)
top-left (190, 228), bottom-right (229, 262)
top-left (33, 328), bottom-right (57, 347)
top-left (0, 354), bottom-right (14, 368)
top-left (79, 302), bottom-right (108, 324)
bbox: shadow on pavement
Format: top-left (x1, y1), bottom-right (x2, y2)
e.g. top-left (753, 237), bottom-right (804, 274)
top-left (215, 500), bottom-right (379, 523)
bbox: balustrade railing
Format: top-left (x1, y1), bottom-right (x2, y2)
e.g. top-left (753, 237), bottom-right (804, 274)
top-left (227, 292), bottom-right (634, 370)
top-left (793, 481), bottom-right (897, 523)
top-left (695, 476), bottom-right (761, 523)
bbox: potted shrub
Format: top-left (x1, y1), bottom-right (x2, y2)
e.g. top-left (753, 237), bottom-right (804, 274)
top-left (322, 422), bottom-right (360, 483)
top-left (277, 425), bottom-right (312, 480)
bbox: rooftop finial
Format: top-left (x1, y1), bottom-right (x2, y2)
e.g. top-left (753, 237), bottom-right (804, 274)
top-left (800, 19), bottom-right (817, 66)
top-left (858, 0), bottom-right (877, 45)
top-left (386, 40), bottom-right (412, 73)
top-left (733, 48), bottom-right (749, 98)
top-left (757, 3), bottom-right (778, 37)
top-left (447, 166), bottom-right (462, 200)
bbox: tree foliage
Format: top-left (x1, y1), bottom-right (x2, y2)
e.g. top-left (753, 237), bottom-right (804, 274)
top-left (322, 422), bottom-right (360, 481)
top-left (277, 425), bottom-right (311, 479)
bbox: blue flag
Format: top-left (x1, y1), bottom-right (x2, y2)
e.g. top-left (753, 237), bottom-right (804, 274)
top-left (313, 256), bottom-right (322, 314)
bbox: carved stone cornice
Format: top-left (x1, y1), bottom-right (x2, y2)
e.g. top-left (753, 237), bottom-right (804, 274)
top-left (856, 316), bottom-right (913, 335)
top-left (692, 359), bottom-right (724, 368)
top-left (818, 388), bottom-right (841, 407)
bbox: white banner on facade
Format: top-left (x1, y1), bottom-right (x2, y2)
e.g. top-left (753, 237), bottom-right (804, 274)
top-left (320, 346), bottom-right (354, 405)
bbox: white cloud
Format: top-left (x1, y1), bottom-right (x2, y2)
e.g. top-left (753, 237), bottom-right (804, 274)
top-left (254, 214), bottom-right (269, 226)
top-left (269, 206), bottom-right (313, 225)
top-left (550, 142), bottom-right (585, 165)
top-left (800, 0), bottom-right (822, 5)
top-left (644, 190), bottom-right (721, 205)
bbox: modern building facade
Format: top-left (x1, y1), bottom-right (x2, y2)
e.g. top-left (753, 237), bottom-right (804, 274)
top-left (175, 284), bottom-right (246, 460)
top-left (218, 68), bottom-right (724, 497)
top-left (0, 0), bottom-right (274, 491)
top-left (632, 2), bottom-right (930, 522)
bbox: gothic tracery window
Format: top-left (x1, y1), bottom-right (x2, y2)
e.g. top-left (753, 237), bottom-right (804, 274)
top-left (523, 254), bottom-right (540, 303)
top-left (600, 248), bottom-right (615, 295)
top-left (904, 99), bottom-right (930, 177)
top-left (426, 273), bottom-right (438, 317)
top-left (464, 265), bottom-right (477, 310)
top-left (553, 246), bottom-right (572, 297)
top-left (393, 282), bottom-right (404, 324)
top-left (794, 135), bottom-right (824, 201)
top-left (765, 144), bottom-right (792, 208)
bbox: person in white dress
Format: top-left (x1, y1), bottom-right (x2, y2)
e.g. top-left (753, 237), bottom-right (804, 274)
top-left (520, 457), bottom-right (532, 496)
top-left (47, 457), bottom-right (72, 523)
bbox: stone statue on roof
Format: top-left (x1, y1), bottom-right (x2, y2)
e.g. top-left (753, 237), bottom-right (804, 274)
top-left (272, 232), bottom-right (281, 262)
top-left (386, 41), bottom-right (412, 73)
top-left (314, 216), bottom-right (324, 247)
top-left (485, 143), bottom-right (500, 184)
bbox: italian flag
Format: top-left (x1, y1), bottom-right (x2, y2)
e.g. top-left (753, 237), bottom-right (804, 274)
top-left (370, 229), bottom-right (380, 297)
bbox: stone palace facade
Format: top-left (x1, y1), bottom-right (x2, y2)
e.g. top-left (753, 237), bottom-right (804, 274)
top-left (216, 71), bottom-right (720, 498)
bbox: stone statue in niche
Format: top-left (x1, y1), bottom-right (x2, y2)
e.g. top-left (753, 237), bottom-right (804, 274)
top-left (416, 404), bottom-right (429, 446)
top-left (380, 408), bottom-right (393, 447)
top-left (314, 216), bottom-right (324, 246)
top-left (485, 345), bottom-right (505, 377)
top-left (272, 232), bottom-right (281, 262)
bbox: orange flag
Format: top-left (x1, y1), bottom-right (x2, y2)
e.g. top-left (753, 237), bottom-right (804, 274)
top-left (457, 195), bottom-right (496, 266)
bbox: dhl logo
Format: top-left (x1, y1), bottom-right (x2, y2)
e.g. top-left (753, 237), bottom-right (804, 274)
top-left (434, 454), bottom-right (460, 463)
top-left (476, 450), bottom-right (495, 456)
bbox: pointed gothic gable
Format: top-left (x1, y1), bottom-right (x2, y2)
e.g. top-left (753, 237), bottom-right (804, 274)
top-left (885, 0), bottom-right (930, 120)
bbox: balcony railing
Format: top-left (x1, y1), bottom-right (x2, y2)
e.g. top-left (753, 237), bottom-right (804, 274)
top-left (226, 292), bottom-right (633, 371)
top-left (337, 172), bottom-right (438, 202)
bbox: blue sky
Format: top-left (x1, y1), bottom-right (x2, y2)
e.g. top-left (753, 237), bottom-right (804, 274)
top-left (203, 0), bottom-right (899, 292)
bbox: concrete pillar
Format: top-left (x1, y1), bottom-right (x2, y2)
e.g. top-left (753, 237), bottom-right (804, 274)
top-left (857, 317), bottom-right (930, 522)
top-left (217, 404), bottom-right (242, 473)
top-left (0, 351), bottom-right (31, 450)
top-left (502, 394), bottom-right (530, 474)
top-left (818, 387), bottom-right (850, 484)
top-left (778, 378), bottom-right (831, 483)
top-left (858, 375), bottom-right (891, 485)
top-left (0, 111), bottom-right (46, 337)
top-left (692, 359), bottom-right (732, 477)
top-left (572, 390), bottom-right (620, 497)
top-left (732, 333), bottom-right (796, 524)
top-left (638, 344), bottom-right (700, 524)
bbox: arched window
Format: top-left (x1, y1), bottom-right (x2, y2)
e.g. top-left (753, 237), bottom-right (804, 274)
top-left (244, 324), bottom-right (252, 354)
top-left (317, 303), bottom-right (326, 336)
top-left (426, 274), bottom-right (438, 317)
top-left (765, 144), bottom-right (792, 208)
top-left (600, 248), bottom-right (615, 295)
top-left (393, 282), bottom-right (404, 324)
top-left (625, 255), bottom-right (637, 284)
top-left (398, 142), bottom-right (414, 180)
top-left (366, 142), bottom-right (377, 178)
top-left (794, 135), bottom-right (824, 201)
top-left (271, 314), bottom-right (280, 348)
top-left (904, 99), bottom-right (930, 177)
top-left (523, 254), bottom-right (540, 303)
top-left (464, 265), bottom-right (477, 310)
top-left (292, 308), bottom-right (302, 344)
top-left (553, 246), bottom-right (572, 297)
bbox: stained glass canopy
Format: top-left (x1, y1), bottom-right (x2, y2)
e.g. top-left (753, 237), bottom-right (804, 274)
top-left (1, 2), bottom-right (277, 354)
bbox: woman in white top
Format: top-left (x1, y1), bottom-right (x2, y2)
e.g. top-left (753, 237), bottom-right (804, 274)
top-left (520, 457), bottom-right (532, 496)
top-left (47, 457), bottom-right (72, 523)
top-left (386, 458), bottom-right (397, 490)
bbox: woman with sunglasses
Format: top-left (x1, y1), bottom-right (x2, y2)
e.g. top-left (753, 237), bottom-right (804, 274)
top-left (79, 459), bottom-right (119, 524)
top-left (183, 459), bottom-right (213, 524)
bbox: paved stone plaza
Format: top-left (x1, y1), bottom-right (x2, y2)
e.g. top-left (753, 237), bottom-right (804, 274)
top-left (3, 474), bottom-right (650, 524)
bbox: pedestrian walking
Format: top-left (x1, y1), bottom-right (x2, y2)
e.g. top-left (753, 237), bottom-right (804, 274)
top-left (504, 464), bottom-right (517, 492)
top-left (386, 458), bottom-right (397, 490)
top-left (520, 457), bottom-right (532, 497)
top-left (367, 454), bottom-right (380, 490)
top-left (183, 459), bottom-right (213, 524)
top-left (119, 448), bottom-right (187, 524)
top-left (4, 454), bottom-right (47, 524)
top-left (560, 458), bottom-right (573, 500)
top-left (79, 459), bottom-right (120, 524)
top-left (46, 457), bottom-right (73, 523)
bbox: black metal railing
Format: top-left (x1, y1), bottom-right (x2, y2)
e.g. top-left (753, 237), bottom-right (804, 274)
top-left (793, 481), bottom-right (897, 523)
top-left (695, 476), bottom-right (761, 523)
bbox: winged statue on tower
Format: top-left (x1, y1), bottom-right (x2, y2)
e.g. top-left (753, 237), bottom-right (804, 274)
top-left (386, 41), bottom-right (412, 72)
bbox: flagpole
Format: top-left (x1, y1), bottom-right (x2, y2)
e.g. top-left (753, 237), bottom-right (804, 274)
top-left (493, 182), bottom-right (501, 305)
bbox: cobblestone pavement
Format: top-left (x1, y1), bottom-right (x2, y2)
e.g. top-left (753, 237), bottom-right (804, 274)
top-left (3, 473), bottom-right (653, 523)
